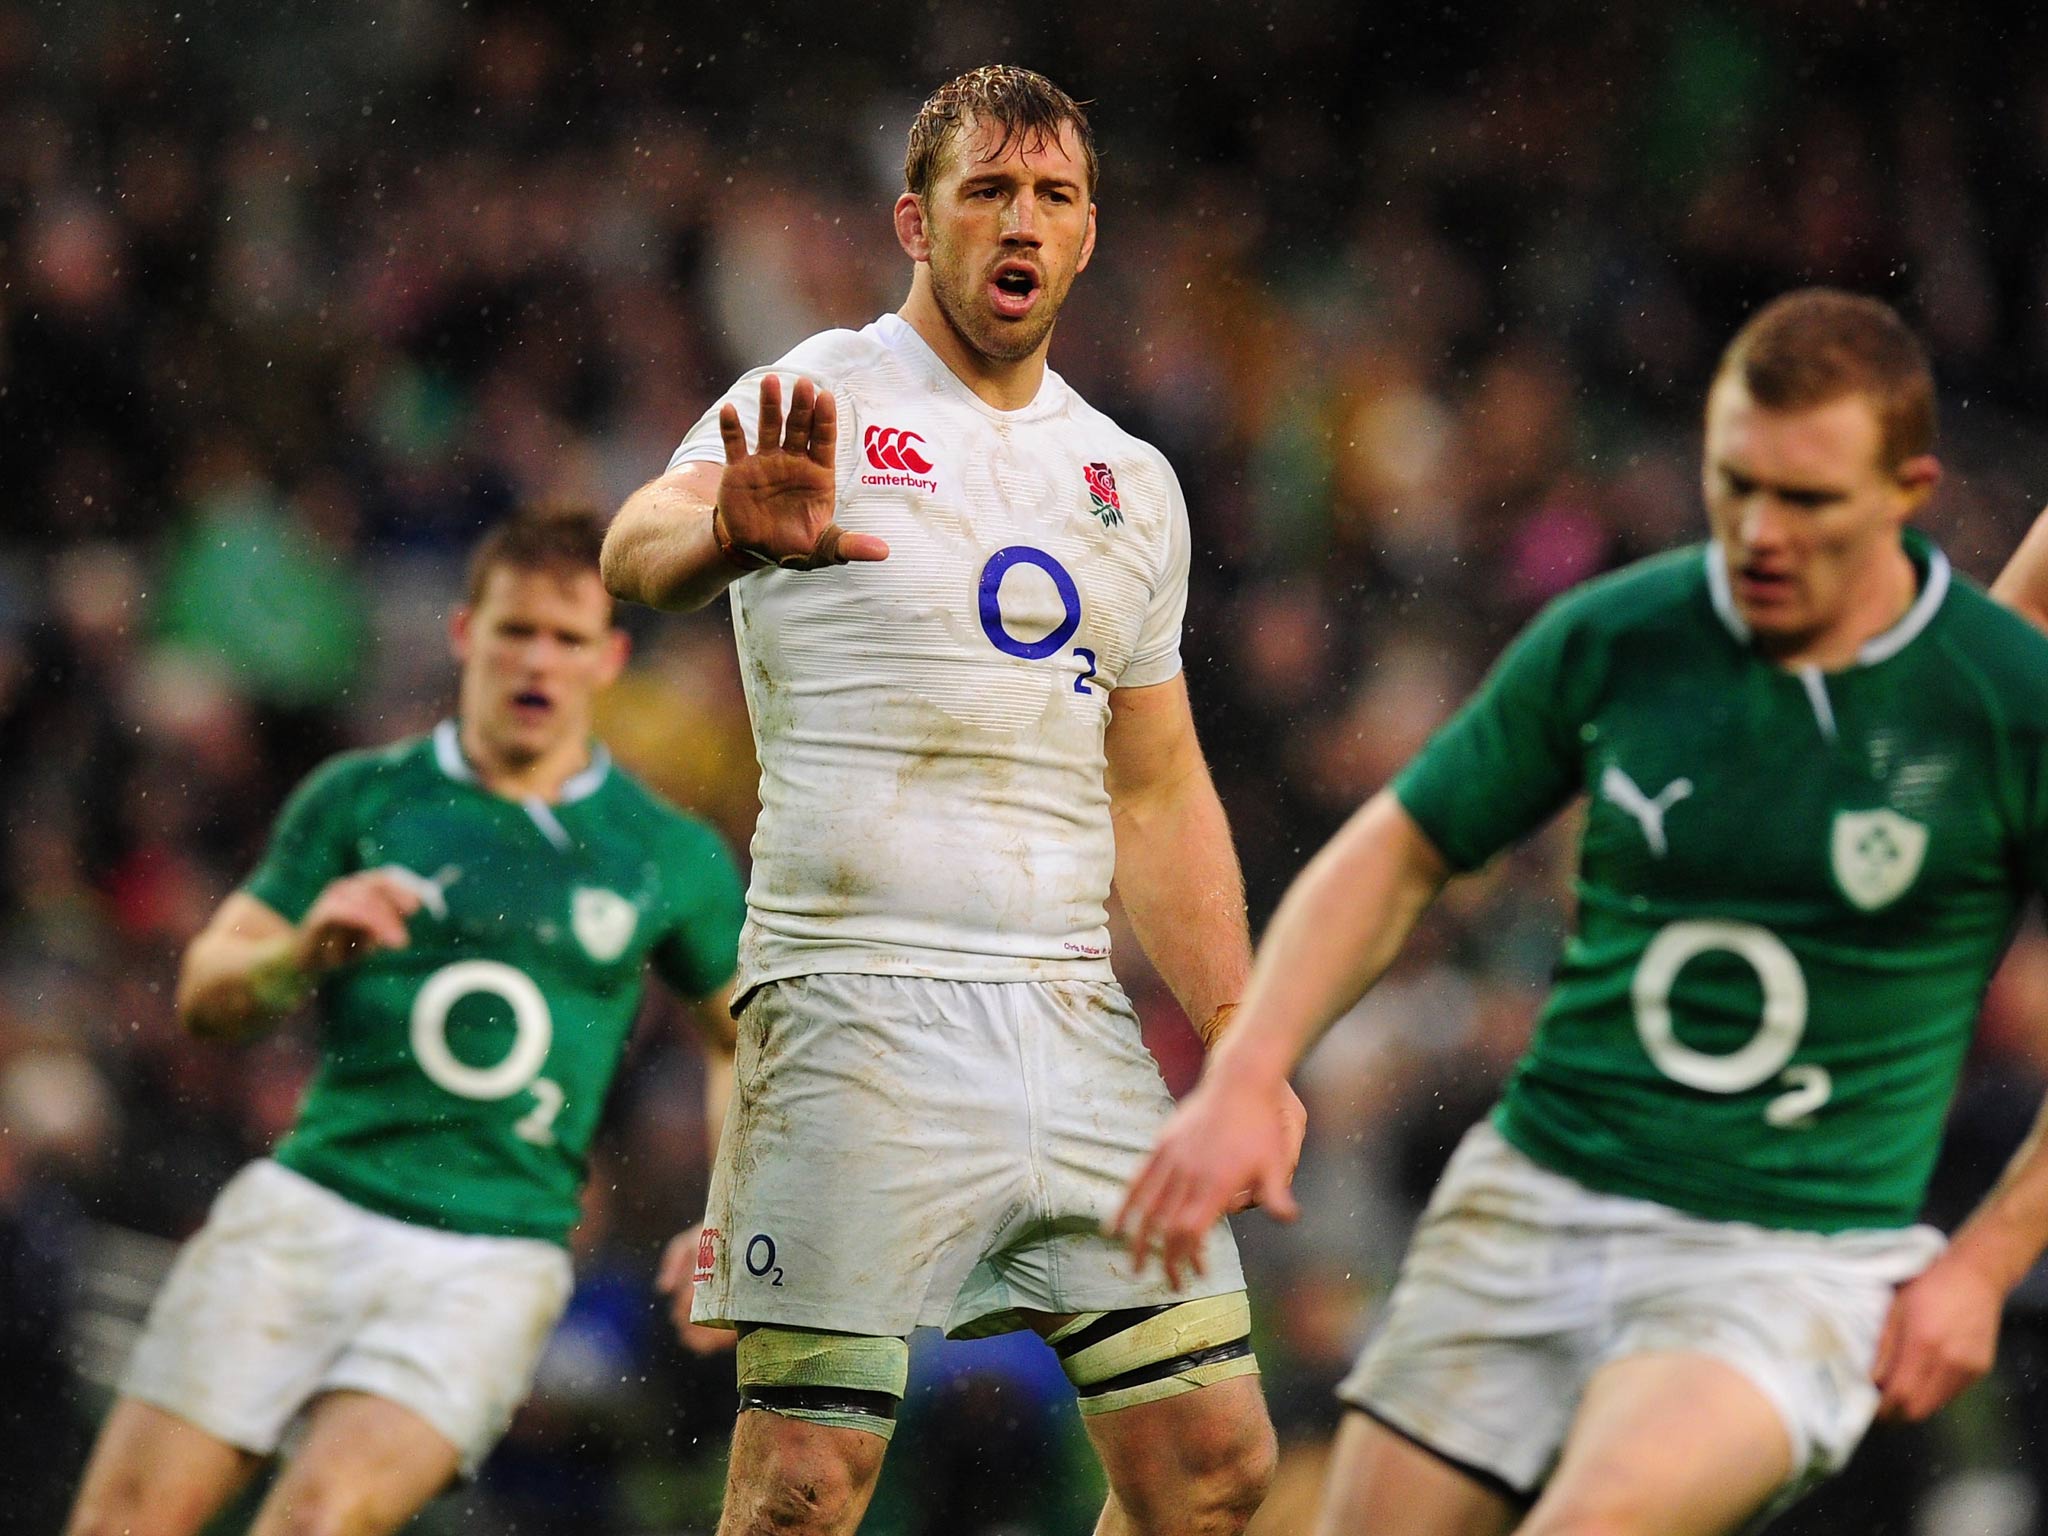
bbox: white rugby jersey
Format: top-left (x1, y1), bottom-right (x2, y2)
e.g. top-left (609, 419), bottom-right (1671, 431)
top-left (670, 313), bottom-right (1192, 991)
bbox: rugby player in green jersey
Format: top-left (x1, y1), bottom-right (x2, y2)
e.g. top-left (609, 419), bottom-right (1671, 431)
top-left (1119, 289), bottom-right (2048, 1536)
top-left (65, 509), bottom-right (747, 1536)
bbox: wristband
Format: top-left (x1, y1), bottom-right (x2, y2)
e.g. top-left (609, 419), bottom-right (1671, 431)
top-left (711, 506), bottom-right (775, 572)
top-left (247, 948), bottom-right (314, 1014)
top-left (1197, 1002), bottom-right (1239, 1049)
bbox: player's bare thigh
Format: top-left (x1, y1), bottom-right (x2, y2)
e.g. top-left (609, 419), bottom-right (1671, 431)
top-left (1311, 1410), bottom-right (1520, 1536)
top-left (66, 1398), bottom-right (261, 1536)
top-left (1083, 1370), bottom-right (1276, 1536)
top-left (245, 1390), bottom-right (462, 1536)
top-left (1515, 1352), bottom-right (1793, 1536)
top-left (718, 1408), bottom-right (889, 1536)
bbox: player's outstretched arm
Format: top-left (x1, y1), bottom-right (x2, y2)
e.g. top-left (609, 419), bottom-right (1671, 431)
top-left (1992, 504), bottom-right (2048, 634)
top-left (1114, 789), bottom-right (1451, 1286)
top-left (177, 874), bottom-right (421, 1041)
top-left (1875, 1089), bottom-right (2048, 1422)
top-left (602, 375), bottom-right (887, 613)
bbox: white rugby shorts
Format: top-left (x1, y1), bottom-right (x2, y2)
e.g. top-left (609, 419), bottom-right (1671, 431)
top-left (122, 1159), bottom-right (573, 1476)
top-left (691, 973), bottom-right (1245, 1337)
top-left (1341, 1120), bottom-right (1944, 1502)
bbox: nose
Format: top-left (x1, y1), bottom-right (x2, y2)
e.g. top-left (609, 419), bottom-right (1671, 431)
top-left (1737, 493), bottom-right (1791, 551)
top-left (1001, 191), bottom-right (1042, 245)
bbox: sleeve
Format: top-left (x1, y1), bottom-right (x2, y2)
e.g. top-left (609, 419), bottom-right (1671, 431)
top-left (1392, 595), bottom-right (1592, 872)
top-left (1119, 455), bottom-right (1191, 689)
top-left (650, 818), bottom-right (749, 999)
top-left (241, 755), bottom-right (368, 923)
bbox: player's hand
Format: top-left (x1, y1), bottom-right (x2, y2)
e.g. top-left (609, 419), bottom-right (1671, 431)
top-left (1113, 1072), bottom-right (1303, 1291)
top-left (657, 1226), bottom-right (739, 1355)
top-left (294, 870), bottom-right (423, 974)
top-left (1872, 1249), bottom-right (2004, 1422)
top-left (713, 374), bottom-right (888, 572)
top-left (1227, 1082), bottom-right (1308, 1216)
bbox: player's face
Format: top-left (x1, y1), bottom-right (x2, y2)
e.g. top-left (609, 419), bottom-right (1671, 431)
top-left (905, 116), bottom-right (1097, 365)
top-left (451, 566), bottom-right (627, 770)
top-left (1702, 377), bottom-right (1937, 658)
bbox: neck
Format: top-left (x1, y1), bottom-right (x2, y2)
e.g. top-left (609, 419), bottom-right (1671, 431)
top-left (457, 719), bottom-right (593, 803)
top-left (1764, 541), bottom-right (1919, 671)
top-left (899, 278), bottom-right (1048, 411)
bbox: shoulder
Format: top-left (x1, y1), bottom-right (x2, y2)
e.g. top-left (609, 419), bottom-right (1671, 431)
top-left (1928, 573), bottom-right (2048, 723)
top-left (291, 736), bottom-right (428, 807)
top-left (1522, 545), bottom-right (1713, 651)
top-left (596, 766), bottom-right (736, 864)
top-left (772, 325), bottom-right (894, 391)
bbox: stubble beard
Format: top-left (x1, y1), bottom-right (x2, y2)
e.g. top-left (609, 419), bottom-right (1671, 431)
top-left (929, 249), bottom-right (1063, 366)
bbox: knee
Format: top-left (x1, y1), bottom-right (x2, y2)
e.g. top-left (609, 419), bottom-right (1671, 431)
top-left (257, 1482), bottom-right (385, 1536)
top-left (725, 1417), bottom-right (884, 1536)
top-left (68, 1486), bottom-right (204, 1536)
top-left (1122, 1409), bottom-right (1278, 1535)
top-left (1516, 1503), bottom-right (1638, 1536)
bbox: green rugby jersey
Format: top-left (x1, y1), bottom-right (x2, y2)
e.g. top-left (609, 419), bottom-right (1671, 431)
top-left (1394, 532), bottom-right (2048, 1232)
top-left (244, 722), bottom-right (745, 1244)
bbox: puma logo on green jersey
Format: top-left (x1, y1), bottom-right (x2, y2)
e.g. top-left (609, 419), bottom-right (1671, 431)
top-left (1599, 765), bottom-right (1693, 858)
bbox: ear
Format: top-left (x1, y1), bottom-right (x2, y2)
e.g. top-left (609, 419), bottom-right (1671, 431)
top-left (1076, 203), bottom-right (1098, 275)
top-left (894, 193), bottom-right (930, 262)
top-left (1894, 453), bottom-right (1942, 516)
top-left (449, 605), bottom-right (473, 665)
top-left (596, 626), bottom-right (630, 688)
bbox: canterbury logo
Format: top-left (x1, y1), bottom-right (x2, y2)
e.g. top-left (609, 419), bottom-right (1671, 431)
top-left (864, 426), bottom-right (933, 475)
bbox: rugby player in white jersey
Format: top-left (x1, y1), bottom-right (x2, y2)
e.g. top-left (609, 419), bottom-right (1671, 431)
top-left (604, 64), bottom-right (1300, 1536)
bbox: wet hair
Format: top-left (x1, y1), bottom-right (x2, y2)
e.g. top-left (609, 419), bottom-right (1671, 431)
top-left (1715, 289), bottom-right (1937, 471)
top-left (904, 65), bottom-right (1098, 200)
top-left (465, 507), bottom-right (609, 609)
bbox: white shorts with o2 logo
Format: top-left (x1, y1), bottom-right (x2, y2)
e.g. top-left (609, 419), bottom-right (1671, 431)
top-left (691, 973), bottom-right (1244, 1338)
top-left (1341, 1121), bottom-right (1944, 1502)
top-left (122, 1160), bottom-right (573, 1476)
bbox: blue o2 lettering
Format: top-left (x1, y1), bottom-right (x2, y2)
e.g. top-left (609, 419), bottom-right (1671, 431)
top-left (978, 546), bottom-right (1082, 661)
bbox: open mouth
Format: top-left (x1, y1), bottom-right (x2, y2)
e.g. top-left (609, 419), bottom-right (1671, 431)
top-left (989, 263), bottom-right (1042, 319)
top-left (510, 690), bottom-right (554, 719)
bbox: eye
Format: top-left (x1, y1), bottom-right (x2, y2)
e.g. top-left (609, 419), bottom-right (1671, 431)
top-left (1780, 489), bottom-right (1836, 510)
top-left (1722, 469), bottom-right (1756, 497)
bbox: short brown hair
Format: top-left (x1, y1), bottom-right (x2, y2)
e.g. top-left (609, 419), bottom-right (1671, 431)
top-left (1715, 289), bottom-right (1936, 470)
top-left (465, 507), bottom-right (608, 608)
top-left (904, 65), bottom-right (1098, 201)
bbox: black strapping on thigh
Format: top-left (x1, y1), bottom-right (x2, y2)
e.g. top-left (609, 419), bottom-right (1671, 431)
top-left (737, 1384), bottom-right (900, 1422)
top-left (1351, 1405), bottom-right (1537, 1509)
top-left (1051, 1304), bottom-right (1177, 1361)
top-left (1071, 1338), bottom-right (1254, 1400)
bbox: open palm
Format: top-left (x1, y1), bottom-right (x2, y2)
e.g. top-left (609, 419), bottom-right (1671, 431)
top-left (715, 374), bottom-right (888, 570)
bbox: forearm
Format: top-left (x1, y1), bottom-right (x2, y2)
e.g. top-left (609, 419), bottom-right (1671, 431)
top-left (1947, 1091), bottom-right (2048, 1295)
top-left (176, 927), bottom-right (310, 1041)
top-left (1112, 764), bottom-right (1252, 1031)
top-left (601, 473), bottom-right (736, 614)
top-left (1993, 507), bottom-right (2048, 634)
top-left (1206, 790), bottom-right (1449, 1089)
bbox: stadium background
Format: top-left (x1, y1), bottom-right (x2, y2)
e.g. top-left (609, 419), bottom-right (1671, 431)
top-left (8, 1), bottom-right (2048, 1531)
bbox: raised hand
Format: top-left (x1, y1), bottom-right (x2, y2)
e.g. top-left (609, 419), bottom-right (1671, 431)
top-left (714, 374), bottom-right (889, 571)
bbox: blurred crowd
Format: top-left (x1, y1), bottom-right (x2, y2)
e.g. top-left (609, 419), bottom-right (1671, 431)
top-left (11, 1), bottom-right (2048, 1532)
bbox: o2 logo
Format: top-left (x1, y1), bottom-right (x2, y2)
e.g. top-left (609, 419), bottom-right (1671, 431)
top-left (977, 546), bottom-right (1098, 694)
top-left (746, 1232), bottom-right (785, 1286)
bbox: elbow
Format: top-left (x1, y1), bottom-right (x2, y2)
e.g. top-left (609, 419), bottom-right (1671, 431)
top-left (599, 519), bottom-right (640, 606)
